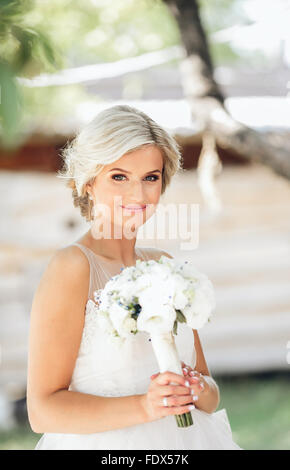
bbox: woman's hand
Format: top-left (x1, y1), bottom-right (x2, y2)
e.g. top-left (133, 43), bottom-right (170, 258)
top-left (140, 371), bottom-right (196, 422)
top-left (180, 361), bottom-right (209, 404)
top-left (147, 362), bottom-right (209, 410)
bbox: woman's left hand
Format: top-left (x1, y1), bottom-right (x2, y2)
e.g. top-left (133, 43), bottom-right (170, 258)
top-left (180, 361), bottom-right (209, 403)
top-left (150, 361), bottom-right (209, 404)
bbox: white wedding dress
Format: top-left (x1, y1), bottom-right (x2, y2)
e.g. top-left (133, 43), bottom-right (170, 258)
top-left (35, 243), bottom-right (242, 450)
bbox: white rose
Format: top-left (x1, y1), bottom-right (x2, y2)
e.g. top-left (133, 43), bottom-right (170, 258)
top-left (133, 272), bottom-right (153, 294)
top-left (123, 316), bottom-right (138, 334)
top-left (138, 275), bottom-right (176, 308)
top-left (137, 302), bottom-right (176, 334)
top-left (147, 262), bottom-right (172, 280)
top-left (171, 273), bottom-right (189, 310)
top-left (108, 303), bottom-right (137, 338)
top-left (182, 279), bottom-right (215, 329)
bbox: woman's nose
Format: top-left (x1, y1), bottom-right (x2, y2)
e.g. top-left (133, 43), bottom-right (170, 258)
top-left (128, 182), bottom-right (146, 201)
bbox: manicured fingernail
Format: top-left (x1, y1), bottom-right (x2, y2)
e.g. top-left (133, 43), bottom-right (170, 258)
top-left (182, 368), bottom-right (187, 374)
top-left (192, 395), bottom-right (198, 401)
top-left (185, 380), bottom-right (190, 387)
top-left (188, 404), bottom-right (195, 410)
top-left (190, 377), bottom-right (199, 382)
top-left (189, 370), bottom-right (199, 376)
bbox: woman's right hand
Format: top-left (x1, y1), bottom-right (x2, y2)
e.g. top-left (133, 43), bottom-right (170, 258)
top-left (140, 371), bottom-right (196, 422)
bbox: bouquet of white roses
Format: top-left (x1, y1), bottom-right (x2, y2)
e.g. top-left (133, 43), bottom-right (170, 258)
top-left (94, 255), bottom-right (216, 428)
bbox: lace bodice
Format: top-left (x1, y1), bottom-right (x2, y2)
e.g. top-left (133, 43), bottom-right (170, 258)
top-left (68, 243), bottom-right (196, 398)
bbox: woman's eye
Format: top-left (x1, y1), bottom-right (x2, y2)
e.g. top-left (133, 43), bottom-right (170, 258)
top-left (111, 174), bottom-right (159, 182)
top-left (112, 174), bottom-right (126, 181)
top-left (146, 175), bottom-right (159, 182)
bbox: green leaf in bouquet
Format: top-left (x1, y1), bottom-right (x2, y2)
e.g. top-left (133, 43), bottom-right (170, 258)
top-left (176, 309), bottom-right (187, 323)
top-left (173, 319), bottom-right (178, 335)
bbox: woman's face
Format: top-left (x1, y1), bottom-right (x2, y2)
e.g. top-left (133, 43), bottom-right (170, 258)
top-left (89, 144), bottom-right (164, 237)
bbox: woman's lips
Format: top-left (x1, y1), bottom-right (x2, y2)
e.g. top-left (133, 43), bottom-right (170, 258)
top-left (120, 205), bottom-right (146, 212)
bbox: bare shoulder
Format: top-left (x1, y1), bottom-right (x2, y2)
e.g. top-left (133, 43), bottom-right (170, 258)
top-left (48, 244), bottom-right (90, 276)
top-left (28, 246), bottom-right (91, 367)
top-left (33, 245), bottom-right (91, 310)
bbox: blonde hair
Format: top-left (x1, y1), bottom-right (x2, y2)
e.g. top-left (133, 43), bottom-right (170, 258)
top-left (57, 104), bottom-right (183, 222)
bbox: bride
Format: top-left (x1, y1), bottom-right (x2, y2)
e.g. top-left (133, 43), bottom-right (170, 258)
top-left (27, 104), bottom-right (242, 450)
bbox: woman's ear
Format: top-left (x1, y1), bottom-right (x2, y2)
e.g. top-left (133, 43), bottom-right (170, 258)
top-left (86, 177), bottom-right (96, 196)
top-left (85, 183), bottom-right (92, 199)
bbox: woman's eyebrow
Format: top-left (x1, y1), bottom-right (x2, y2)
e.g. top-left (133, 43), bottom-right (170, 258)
top-left (108, 168), bottom-right (161, 174)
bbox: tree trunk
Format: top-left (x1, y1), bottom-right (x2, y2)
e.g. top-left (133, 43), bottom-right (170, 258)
top-left (163, 0), bottom-right (290, 180)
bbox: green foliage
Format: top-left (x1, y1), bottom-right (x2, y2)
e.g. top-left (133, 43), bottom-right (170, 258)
top-left (0, 0), bottom-right (63, 75)
top-left (25, 0), bottom-right (178, 65)
top-left (0, 59), bottom-right (22, 146)
top-left (176, 309), bottom-right (187, 323)
top-left (0, 0), bottom-right (63, 148)
top-left (217, 373), bottom-right (290, 450)
top-left (0, 0), bottom-right (180, 147)
top-left (0, 422), bottom-right (39, 450)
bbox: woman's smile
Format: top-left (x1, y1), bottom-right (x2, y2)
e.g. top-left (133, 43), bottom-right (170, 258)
top-left (120, 204), bottom-right (147, 212)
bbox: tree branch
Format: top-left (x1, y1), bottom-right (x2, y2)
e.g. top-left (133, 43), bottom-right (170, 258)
top-left (163, 0), bottom-right (290, 180)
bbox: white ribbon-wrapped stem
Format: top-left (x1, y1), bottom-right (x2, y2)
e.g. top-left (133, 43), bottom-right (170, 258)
top-left (149, 331), bottom-right (194, 427)
top-left (150, 331), bottom-right (183, 376)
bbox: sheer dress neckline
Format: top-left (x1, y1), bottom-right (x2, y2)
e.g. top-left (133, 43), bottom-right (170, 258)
top-left (72, 241), bottom-right (145, 268)
top-left (69, 241), bottom-right (155, 307)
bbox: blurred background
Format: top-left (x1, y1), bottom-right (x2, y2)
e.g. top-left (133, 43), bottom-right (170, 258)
top-left (0, 0), bottom-right (290, 450)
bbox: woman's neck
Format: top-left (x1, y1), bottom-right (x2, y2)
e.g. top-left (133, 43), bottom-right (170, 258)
top-left (78, 229), bottom-right (138, 265)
